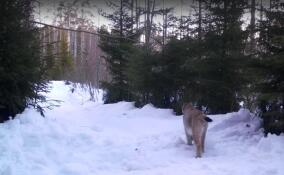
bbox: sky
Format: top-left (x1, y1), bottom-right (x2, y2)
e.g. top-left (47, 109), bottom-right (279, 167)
top-left (35, 0), bottom-right (275, 31)
top-left (36, 0), bottom-right (195, 27)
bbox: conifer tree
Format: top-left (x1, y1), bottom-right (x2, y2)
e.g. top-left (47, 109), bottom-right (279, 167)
top-left (190, 0), bottom-right (248, 113)
top-left (45, 43), bottom-right (56, 79)
top-left (0, 0), bottom-right (47, 122)
top-left (257, 0), bottom-right (284, 135)
top-left (126, 45), bottom-right (157, 107)
top-left (99, 0), bottom-right (138, 103)
top-left (58, 31), bottom-right (74, 80)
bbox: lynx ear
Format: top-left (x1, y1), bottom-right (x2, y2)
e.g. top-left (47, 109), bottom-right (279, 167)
top-left (182, 102), bottom-right (192, 113)
top-left (182, 104), bottom-right (186, 113)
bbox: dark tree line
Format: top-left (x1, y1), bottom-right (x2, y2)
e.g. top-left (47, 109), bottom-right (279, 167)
top-left (99, 0), bottom-right (284, 135)
top-left (256, 0), bottom-right (284, 135)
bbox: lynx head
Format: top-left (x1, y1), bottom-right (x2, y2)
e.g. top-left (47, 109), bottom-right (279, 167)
top-left (182, 102), bottom-right (194, 113)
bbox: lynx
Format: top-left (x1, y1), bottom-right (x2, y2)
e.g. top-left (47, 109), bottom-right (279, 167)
top-left (182, 103), bottom-right (212, 158)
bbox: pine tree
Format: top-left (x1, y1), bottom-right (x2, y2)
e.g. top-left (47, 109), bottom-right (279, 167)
top-left (99, 0), bottom-right (138, 103)
top-left (152, 38), bottom-right (194, 113)
top-left (0, 0), bottom-right (47, 122)
top-left (45, 43), bottom-right (56, 79)
top-left (191, 0), bottom-right (248, 113)
top-left (58, 31), bottom-right (74, 80)
top-left (126, 47), bottom-right (155, 109)
top-left (257, 0), bottom-right (284, 135)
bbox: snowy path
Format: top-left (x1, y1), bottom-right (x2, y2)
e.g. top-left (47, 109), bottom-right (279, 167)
top-left (0, 81), bottom-right (283, 175)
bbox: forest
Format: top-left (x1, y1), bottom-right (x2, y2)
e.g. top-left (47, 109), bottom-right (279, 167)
top-left (0, 0), bottom-right (283, 136)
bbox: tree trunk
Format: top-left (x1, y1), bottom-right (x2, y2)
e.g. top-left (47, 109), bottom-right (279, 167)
top-left (131, 0), bottom-right (134, 32)
top-left (249, 0), bottom-right (256, 53)
top-left (260, 0), bottom-right (263, 22)
top-left (145, 0), bottom-right (151, 48)
top-left (120, 0), bottom-right (123, 38)
top-left (198, 0), bottom-right (202, 41)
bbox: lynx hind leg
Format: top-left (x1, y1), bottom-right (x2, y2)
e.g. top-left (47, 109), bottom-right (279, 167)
top-left (202, 123), bottom-right (208, 153)
top-left (186, 133), bottom-right (193, 145)
top-left (201, 131), bottom-right (206, 153)
top-left (193, 133), bottom-right (203, 158)
top-left (201, 124), bottom-right (208, 153)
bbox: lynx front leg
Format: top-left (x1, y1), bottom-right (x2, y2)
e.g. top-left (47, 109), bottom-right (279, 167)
top-left (195, 143), bottom-right (202, 158)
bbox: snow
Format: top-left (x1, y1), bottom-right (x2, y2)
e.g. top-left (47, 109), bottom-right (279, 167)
top-left (0, 81), bottom-right (283, 175)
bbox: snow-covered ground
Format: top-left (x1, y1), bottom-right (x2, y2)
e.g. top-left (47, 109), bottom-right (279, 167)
top-left (0, 81), bottom-right (283, 175)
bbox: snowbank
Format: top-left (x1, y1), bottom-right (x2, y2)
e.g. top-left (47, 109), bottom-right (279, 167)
top-left (0, 81), bottom-right (283, 175)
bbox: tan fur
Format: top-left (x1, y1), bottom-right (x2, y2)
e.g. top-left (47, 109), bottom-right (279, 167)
top-left (182, 103), bottom-right (208, 158)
